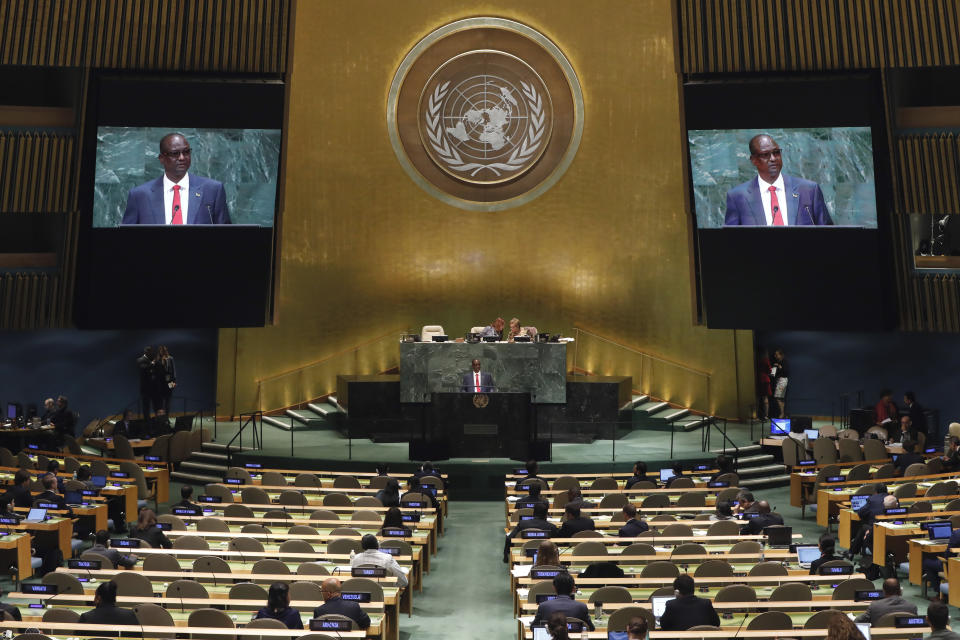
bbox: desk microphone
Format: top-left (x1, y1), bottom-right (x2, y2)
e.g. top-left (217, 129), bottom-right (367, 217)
top-left (133, 605), bottom-right (147, 638)
top-left (175, 583), bottom-right (184, 612)
top-left (732, 612), bottom-right (749, 638)
top-left (231, 539), bottom-right (247, 566)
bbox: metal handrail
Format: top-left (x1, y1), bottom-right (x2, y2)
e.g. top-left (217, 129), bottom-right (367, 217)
top-left (701, 417), bottom-right (739, 461)
top-left (226, 411), bottom-right (262, 465)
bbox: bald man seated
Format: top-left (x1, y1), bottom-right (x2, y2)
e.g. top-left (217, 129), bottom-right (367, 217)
top-left (854, 578), bottom-right (916, 624)
top-left (312, 577), bottom-right (371, 630)
top-left (739, 500), bottom-right (784, 535)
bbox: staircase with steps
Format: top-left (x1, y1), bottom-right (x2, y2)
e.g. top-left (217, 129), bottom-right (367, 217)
top-left (172, 441), bottom-right (258, 485)
top-left (710, 443), bottom-right (790, 489)
top-left (629, 394), bottom-right (711, 433)
top-left (262, 397), bottom-right (345, 432)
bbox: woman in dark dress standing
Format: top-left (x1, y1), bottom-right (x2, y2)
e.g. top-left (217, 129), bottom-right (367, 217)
top-left (757, 348), bottom-right (773, 420)
top-left (157, 345), bottom-right (176, 413)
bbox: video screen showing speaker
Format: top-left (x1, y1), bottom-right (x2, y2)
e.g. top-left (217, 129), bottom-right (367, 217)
top-left (93, 127), bottom-right (280, 228)
top-left (688, 127), bottom-right (877, 229)
top-left (684, 74), bottom-right (893, 330)
top-left (75, 75), bottom-right (284, 329)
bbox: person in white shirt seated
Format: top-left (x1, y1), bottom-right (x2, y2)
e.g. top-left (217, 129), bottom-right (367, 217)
top-left (350, 534), bottom-right (408, 588)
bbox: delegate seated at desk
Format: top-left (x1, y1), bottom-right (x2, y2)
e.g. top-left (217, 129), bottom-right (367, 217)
top-left (461, 359), bottom-right (494, 393)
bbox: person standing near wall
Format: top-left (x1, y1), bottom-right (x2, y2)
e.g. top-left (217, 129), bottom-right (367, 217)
top-left (157, 345), bottom-right (177, 413)
top-left (771, 348), bottom-right (788, 418)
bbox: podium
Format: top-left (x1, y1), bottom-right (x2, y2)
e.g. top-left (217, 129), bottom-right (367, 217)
top-left (414, 392), bottom-right (534, 460)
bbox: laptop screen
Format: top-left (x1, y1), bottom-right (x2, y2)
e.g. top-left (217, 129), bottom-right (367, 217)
top-left (659, 468), bottom-right (677, 483)
top-left (532, 627), bottom-right (550, 640)
top-left (6, 403), bottom-right (17, 419)
top-left (804, 429), bottom-right (819, 440)
top-left (929, 523), bottom-right (953, 540)
top-left (91, 475), bottom-right (107, 488)
top-left (652, 595), bottom-right (674, 620)
top-left (856, 622), bottom-right (871, 640)
top-left (26, 508), bottom-right (45, 521)
top-left (770, 418), bottom-right (791, 435)
top-left (796, 545), bottom-right (820, 564)
top-left (850, 495), bottom-right (868, 511)
top-left (63, 491), bottom-right (82, 505)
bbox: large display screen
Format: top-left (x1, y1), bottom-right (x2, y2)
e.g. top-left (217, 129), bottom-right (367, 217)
top-left (93, 127), bottom-right (280, 227)
top-left (688, 127), bottom-right (877, 229)
top-left (684, 74), bottom-right (894, 330)
top-left (75, 75), bottom-right (284, 329)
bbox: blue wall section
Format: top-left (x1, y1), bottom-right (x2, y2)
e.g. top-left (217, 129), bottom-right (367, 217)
top-left (0, 329), bottom-right (217, 424)
top-left (757, 331), bottom-right (960, 434)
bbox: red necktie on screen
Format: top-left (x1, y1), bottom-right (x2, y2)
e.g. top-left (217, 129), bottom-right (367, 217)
top-left (475, 372), bottom-right (480, 392)
top-left (171, 185), bottom-right (183, 225)
top-left (769, 186), bottom-right (784, 226)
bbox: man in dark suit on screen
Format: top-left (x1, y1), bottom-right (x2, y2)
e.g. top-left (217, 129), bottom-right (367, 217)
top-left (723, 134), bottom-right (833, 226)
top-left (121, 133), bottom-right (231, 225)
top-left (461, 359), bottom-right (494, 393)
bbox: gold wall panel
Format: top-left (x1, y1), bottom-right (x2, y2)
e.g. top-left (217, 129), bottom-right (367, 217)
top-left (0, 132), bottom-right (76, 213)
top-left (218, 0), bottom-right (755, 419)
top-left (680, 0), bottom-right (960, 73)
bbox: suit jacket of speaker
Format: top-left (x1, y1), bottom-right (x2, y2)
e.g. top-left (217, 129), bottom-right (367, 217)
top-left (121, 175), bottom-right (231, 225)
top-left (461, 370), bottom-right (494, 393)
top-left (724, 174), bottom-right (833, 226)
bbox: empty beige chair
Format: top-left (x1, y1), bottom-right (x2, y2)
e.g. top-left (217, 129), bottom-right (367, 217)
top-left (661, 523), bottom-right (693, 537)
top-left (908, 501), bottom-right (932, 514)
top-left (341, 577), bottom-right (383, 602)
top-left (670, 477), bottom-right (696, 488)
top-left (673, 543), bottom-right (707, 555)
top-left (187, 608), bottom-right (235, 640)
top-left (241, 486), bottom-right (271, 504)
top-left (927, 457), bottom-right (945, 474)
top-left (112, 571), bottom-right (154, 597)
top-left (289, 581), bottom-right (324, 601)
top-left (310, 509), bottom-right (339, 521)
top-left (713, 584), bottom-right (757, 602)
top-left (838, 428), bottom-right (859, 440)
top-left (157, 514), bottom-right (187, 530)
top-left (598, 493), bottom-right (629, 509)
top-left (81, 550), bottom-right (115, 569)
top-left (572, 529), bottom-right (604, 538)
top-left (903, 463), bottom-right (928, 478)
top-left (820, 425), bottom-right (839, 438)
top-left (241, 523), bottom-right (271, 534)
top-left (228, 582), bottom-right (267, 602)
top-left (295, 473), bottom-right (322, 487)
top-left (192, 556), bottom-right (231, 574)
top-left (279, 539), bottom-right (315, 554)
top-left (588, 585), bottom-right (632, 604)
top-left (204, 484), bottom-right (235, 502)
top-left (729, 540), bottom-right (762, 554)
top-left (297, 562), bottom-right (331, 575)
top-left (831, 578), bottom-right (880, 601)
top-left (42, 608), bottom-right (79, 623)
top-left (229, 537), bottom-right (265, 552)
top-left (323, 493), bottom-right (353, 507)
top-left (328, 538), bottom-right (362, 555)
top-left (640, 494), bottom-right (669, 509)
top-left (277, 490), bottom-right (309, 506)
top-left (927, 481), bottom-right (959, 497)
top-left (112, 434), bottom-right (136, 460)
top-left (804, 608), bottom-right (845, 629)
top-left (622, 543), bottom-right (657, 556)
top-left (133, 602), bottom-right (176, 638)
top-left (263, 510), bottom-right (292, 519)
top-left (224, 503), bottom-right (255, 518)
top-left (289, 524), bottom-right (320, 535)
top-left (846, 463), bottom-right (872, 482)
top-left (332, 475), bottom-right (361, 488)
top-left (693, 559), bottom-right (734, 577)
top-left (572, 541), bottom-right (607, 556)
top-left (813, 437), bottom-right (838, 464)
top-left (676, 492), bottom-right (705, 507)
top-left (863, 437), bottom-right (888, 460)
top-left (875, 611), bottom-right (922, 628)
top-left (747, 610), bottom-right (792, 632)
top-left (838, 438), bottom-right (864, 462)
top-left (354, 496), bottom-right (383, 507)
top-left (748, 561), bottom-right (788, 576)
top-left (167, 579), bottom-right (209, 607)
top-left (330, 527), bottom-right (360, 537)
top-left (351, 510), bottom-right (382, 523)
top-left (253, 559), bottom-right (290, 574)
top-left (769, 582), bottom-right (812, 601)
top-left (872, 462), bottom-right (895, 479)
top-left (260, 471), bottom-right (288, 486)
top-left (706, 520), bottom-right (740, 536)
top-left (629, 480), bottom-right (656, 489)
top-left (640, 561), bottom-right (679, 578)
top-left (893, 482), bottom-right (917, 499)
top-left (713, 472), bottom-right (739, 486)
top-left (144, 553), bottom-right (183, 572)
top-left (649, 514), bottom-right (676, 522)
top-left (590, 477), bottom-right (618, 490)
top-left (174, 535), bottom-right (209, 550)
top-left (420, 325), bottom-right (445, 342)
top-left (527, 581), bottom-right (556, 603)
top-left (197, 517), bottom-right (230, 532)
top-left (817, 559), bottom-right (854, 575)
